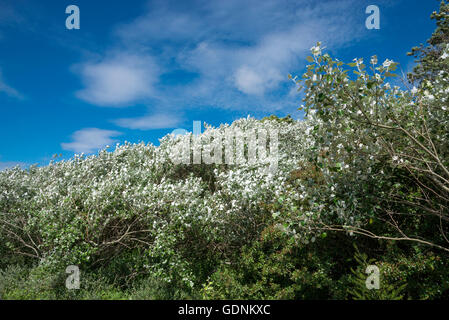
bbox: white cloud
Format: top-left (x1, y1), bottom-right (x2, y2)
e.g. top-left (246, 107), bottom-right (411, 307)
top-left (75, 0), bottom-right (365, 117)
top-left (61, 128), bottom-right (122, 154)
top-left (178, 3), bottom-right (357, 98)
top-left (75, 52), bottom-right (159, 107)
top-left (114, 112), bottom-right (183, 130)
top-left (158, 0), bottom-right (360, 108)
top-left (234, 66), bottom-right (267, 95)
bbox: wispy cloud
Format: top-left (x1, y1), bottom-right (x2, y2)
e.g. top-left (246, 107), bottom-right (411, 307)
top-left (74, 52), bottom-right (160, 107)
top-left (61, 128), bottom-right (122, 154)
top-left (0, 1), bottom-right (23, 27)
top-left (0, 69), bottom-right (22, 99)
top-left (114, 112), bottom-right (183, 130)
top-left (74, 0), bottom-right (365, 122)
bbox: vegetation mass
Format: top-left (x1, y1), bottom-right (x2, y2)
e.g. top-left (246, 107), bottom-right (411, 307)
top-left (1, 1), bottom-right (449, 300)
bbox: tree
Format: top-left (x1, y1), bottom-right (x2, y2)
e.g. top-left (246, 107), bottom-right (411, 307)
top-left (290, 40), bottom-right (449, 252)
top-left (408, 0), bottom-right (449, 84)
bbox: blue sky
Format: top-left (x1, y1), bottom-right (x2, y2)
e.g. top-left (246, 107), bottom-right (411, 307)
top-left (0, 0), bottom-right (441, 169)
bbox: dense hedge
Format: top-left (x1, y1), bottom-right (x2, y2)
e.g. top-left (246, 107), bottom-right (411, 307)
top-left (1, 1), bottom-right (449, 301)
top-left (0, 109), bottom-right (447, 299)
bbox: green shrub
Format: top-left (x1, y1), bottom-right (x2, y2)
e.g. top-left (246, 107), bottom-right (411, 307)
top-left (201, 225), bottom-right (355, 300)
top-left (347, 245), bottom-right (406, 300)
top-left (0, 265), bottom-right (63, 300)
top-left (129, 275), bottom-right (200, 300)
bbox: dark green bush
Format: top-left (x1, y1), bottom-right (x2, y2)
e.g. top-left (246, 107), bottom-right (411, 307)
top-left (201, 225), bottom-right (355, 299)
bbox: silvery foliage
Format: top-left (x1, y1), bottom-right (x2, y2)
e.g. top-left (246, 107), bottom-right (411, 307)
top-left (286, 43), bottom-right (449, 247)
top-left (4, 42), bottom-right (445, 285)
top-left (0, 116), bottom-right (316, 286)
